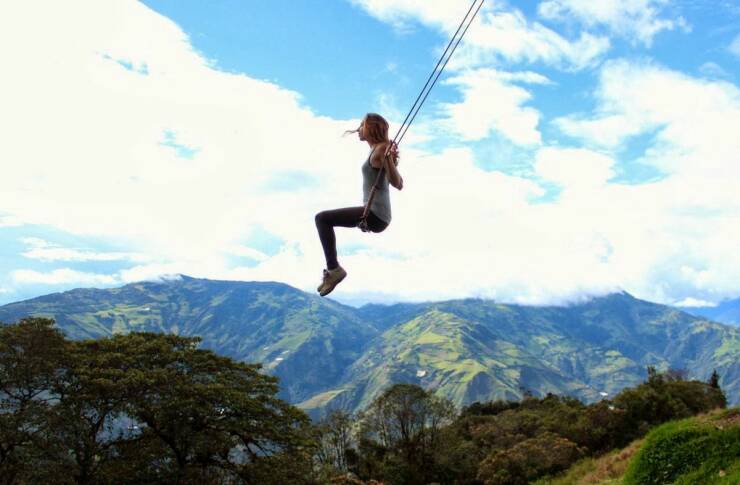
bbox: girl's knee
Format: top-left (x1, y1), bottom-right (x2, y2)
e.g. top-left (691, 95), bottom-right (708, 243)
top-left (315, 211), bottom-right (326, 226)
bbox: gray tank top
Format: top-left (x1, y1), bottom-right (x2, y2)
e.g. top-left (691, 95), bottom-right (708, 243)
top-left (362, 147), bottom-right (392, 224)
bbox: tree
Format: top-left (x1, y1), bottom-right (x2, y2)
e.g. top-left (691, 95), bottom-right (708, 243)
top-left (646, 365), bottom-right (661, 385)
top-left (664, 368), bottom-right (689, 382)
top-left (0, 317), bottom-right (67, 484)
top-left (100, 332), bottom-right (314, 484)
top-left (358, 383), bottom-right (456, 485)
top-left (0, 319), bottom-right (317, 484)
top-left (477, 432), bottom-right (584, 485)
top-left (709, 369), bottom-right (721, 389)
top-left (613, 369), bottom-right (727, 443)
top-left (316, 409), bottom-right (356, 474)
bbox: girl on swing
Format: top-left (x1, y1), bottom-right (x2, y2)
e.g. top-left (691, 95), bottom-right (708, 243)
top-left (315, 113), bottom-right (403, 297)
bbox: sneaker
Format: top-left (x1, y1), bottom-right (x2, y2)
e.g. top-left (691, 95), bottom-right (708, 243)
top-left (317, 266), bottom-right (347, 296)
top-left (317, 270), bottom-right (328, 292)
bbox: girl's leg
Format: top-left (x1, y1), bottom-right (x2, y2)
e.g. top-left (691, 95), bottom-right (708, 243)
top-left (314, 207), bottom-right (365, 270)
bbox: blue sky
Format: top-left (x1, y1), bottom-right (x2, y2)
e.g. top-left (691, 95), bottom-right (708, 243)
top-left (1, 0), bottom-right (740, 307)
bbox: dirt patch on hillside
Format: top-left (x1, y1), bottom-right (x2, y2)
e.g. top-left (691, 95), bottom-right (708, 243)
top-left (712, 408), bottom-right (740, 429)
top-left (576, 439), bottom-right (643, 485)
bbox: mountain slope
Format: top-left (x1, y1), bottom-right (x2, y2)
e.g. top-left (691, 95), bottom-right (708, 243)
top-left (298, 306), bottom-right (600, 415)
top-left (300, 294), bottom-right (739, 415)
top-left (1, 278), bottom-right (737, 414)
top-left (0, 275), bottom-right (379, 403)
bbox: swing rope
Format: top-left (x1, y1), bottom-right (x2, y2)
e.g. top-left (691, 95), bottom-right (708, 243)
top-left (359, 0), bottom-right (486, 232)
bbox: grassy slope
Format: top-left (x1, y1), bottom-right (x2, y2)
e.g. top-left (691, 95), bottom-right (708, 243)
top-left (537, 408), bottom-right (740, 485)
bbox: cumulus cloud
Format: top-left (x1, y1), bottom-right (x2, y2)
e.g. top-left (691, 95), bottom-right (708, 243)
top-left (2, 2), bottom-right (739, 308)
top-left (441, 69), bottom-right (549, 145)
top-left (0, 1), bottom-right (358, 272)
top-left (223, 245), bottom-right (270, 262)
top-left (12, 269), bottom-right (118, 286)
top-left (674, 297), bottom-right (715, 308)
top-left (19, 238), bottom-right (148, 263)
top-left (538, 0), bottom-right (688, 46)
top-left (456, 10), bottom-right (610, 71)
top-left (350, 0), bottom-right (610, 70)
top-left (555, 114), bottom-right (644, 148)
top-left (0, 215), bottom-right (23, 228)
top-left (535, 147), bottom-right (615, 188)
top-left (554, 59), bottom-right (740, 176)
top-left (348, 0), bottom-right (475, 32)
top-left (543, 60), bottom-right (740, 304)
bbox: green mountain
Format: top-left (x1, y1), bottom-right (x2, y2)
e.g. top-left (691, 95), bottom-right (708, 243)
top-left (0, 276), bottom-right (378, 404)
top-left (0, 277), bottom-right (737, 415)
top-left (300, 294), bottom-right (739, 415)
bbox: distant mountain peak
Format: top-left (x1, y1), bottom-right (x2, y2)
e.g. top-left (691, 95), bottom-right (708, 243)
top-left (607, 290), bottom-right (636, 300)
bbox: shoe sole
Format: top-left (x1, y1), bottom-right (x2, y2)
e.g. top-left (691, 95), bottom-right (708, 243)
top-left (319, 272), bottom-right (347, 297)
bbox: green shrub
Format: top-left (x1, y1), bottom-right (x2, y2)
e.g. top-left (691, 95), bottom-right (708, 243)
top-left (477, 432), bottom-right (584, 485)
top-left (623, 414), bottom-right (740, 485)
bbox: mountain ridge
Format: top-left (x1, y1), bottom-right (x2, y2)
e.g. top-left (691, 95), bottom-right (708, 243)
top-left (1, 275), bottom-right (737, 415)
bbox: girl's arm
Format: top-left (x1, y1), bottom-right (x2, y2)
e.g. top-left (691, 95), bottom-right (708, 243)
top-left (384, 151), bottom-right (403, 190)
top-left (371, 142), bottom-right (403, 190)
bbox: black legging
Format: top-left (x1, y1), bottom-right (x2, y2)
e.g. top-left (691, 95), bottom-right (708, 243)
top-left (315, 207), bottom-right (388, 270)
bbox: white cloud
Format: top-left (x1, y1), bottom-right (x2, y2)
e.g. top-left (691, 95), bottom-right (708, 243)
top-left (540, 60), bottom-right (740, 305)
top-left (0, 0), bottom-right (359, 271)
top-left (1, 2), bottom-right (739, 309)
top-left (118, 267), bottom-right (184, 284)
top-left (554, 60), bottom-right (740, 176)
top-left (441, 69), bottom-right (548, 145)
top-left (224, 245), bottom-right (270, 262)
top-left (348, 0), bottom-right (466, 31)
top-left (350, 0), bottom-right (610, 70)
top-left (0, 287), bottom-right (12, 295)
top-left (12, 269), bottom-right (118, 286)
top-left (535, 147), bottom-right (615, 188)
top-left (538, 0), bottom-right (688, 46)
top-left (457, 10), bottom-right (610, 71)
top-left (19, 238), bottom-right (148, 263)
top-left (555, 114), bottom-right (643, 148)
top-left (730, 34), bottom-right (740, 58)
top-left (0, 215), bottom-right (23, 228)
top-left (673, 297), bottom-right (715, 308)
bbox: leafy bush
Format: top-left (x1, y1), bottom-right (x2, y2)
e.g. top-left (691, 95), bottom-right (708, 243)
top-left (461, 399), bottom-right (521, 417)
top-left (612, 370), bottom-right (727, 444)
top-left (623, 410), bottom-right (740, 484)
top-left (477, 432), bottom-right (584, 485)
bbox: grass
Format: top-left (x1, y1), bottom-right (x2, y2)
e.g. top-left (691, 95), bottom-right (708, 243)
top-left (713, 332), bottom-right (739, 360)
top-left (537, 408), bottom-right (740, 485)
top-left (415, 331), bottom-right (448, 345)
top-left (623, 408), bottom-right (740, 485)
top-left (297, 389), bottom-right (346, 409)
